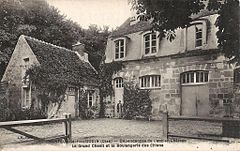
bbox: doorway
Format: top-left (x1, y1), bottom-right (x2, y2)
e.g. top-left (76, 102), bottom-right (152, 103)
top-left (181, 71), bottom-right (210, 116)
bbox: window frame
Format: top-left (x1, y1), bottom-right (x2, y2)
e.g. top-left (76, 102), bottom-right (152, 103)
top-left (139, 75), bottom-right (161, 89)
top-left (22, 87), bottom-right (31, 108)
top-left (114, 77), bottom-right (124, 89)
top-left (195, 23), bottom-right (203, 48)
top-left (234, 67), bottom-right (240, 84)
top-left (87, 90), bottom-right (94, 108)
top-left (189, 21), bottom-right (207, 49)
top-left (143, 31), bottom-right (158, 56)
top-left (114, 38), bottom-right (126, 60)
top-left (181, 70), bottom-right (209, 85)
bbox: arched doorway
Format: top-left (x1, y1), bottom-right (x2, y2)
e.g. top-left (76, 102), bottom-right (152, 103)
top-left (114, 77), bottom-right (124, 118)
top-left (181, 70), bottom-right (210, 116)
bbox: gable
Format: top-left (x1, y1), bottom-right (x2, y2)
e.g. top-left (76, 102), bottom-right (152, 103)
top-left (1, 35), bottom-right (39, 83)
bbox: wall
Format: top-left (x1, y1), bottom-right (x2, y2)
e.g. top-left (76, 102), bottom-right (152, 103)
top-left (1, 35), bottom-right (40, 109)
top-left (106, 53), bottom-right (234, 119)
top-left (105, 14), bottom-right (219, 63)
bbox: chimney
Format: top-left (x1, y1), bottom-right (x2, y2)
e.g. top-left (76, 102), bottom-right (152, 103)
top-left (129, 9), bottom-right (139, 26)
top-left (72, 42), bottom-right (88, 62)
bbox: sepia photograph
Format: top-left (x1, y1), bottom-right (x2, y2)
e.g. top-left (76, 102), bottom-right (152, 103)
top-left (0, 0), bottom-right (239, 150)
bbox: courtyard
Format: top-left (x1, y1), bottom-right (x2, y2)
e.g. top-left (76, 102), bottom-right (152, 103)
top-left (0, 118), bottom-right (227, 146)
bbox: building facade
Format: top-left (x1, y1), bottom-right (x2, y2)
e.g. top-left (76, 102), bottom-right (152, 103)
top-left (1, 35), bottom-right (100, 119)
top-left (104, 12), bottom-right (237, 119)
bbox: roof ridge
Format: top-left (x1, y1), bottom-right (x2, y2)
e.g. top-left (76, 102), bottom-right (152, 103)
top-left (21, 35), bottom-right (98, 74)
top-left (21, 35), bottom-right (73, 53)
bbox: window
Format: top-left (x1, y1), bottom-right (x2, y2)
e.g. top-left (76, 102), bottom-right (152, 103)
top-left (195, 24), bottom-right (203, 47)
top-left (181, 71), bottom-right (208, 84)
top-left (68, 87), bottom-right (75, 96)
top-left (23, 57), bottom-right (30, 69)
top-left (22, 75), bottom-right (30, 87)
top-left (144, 32), bottom-right (157, 55)
top-left (87, 90), bottom-right (94, 107)
top-left (140, 75), bottom-right (161, 88)
top-left (234, 68), bottom-right (240, 84)
top-left (22, 87), bottom-right (31, 108)
top-left (115, 39), bottom-right (125, 60)
top-left (115, 77), bottom-right (123, 88)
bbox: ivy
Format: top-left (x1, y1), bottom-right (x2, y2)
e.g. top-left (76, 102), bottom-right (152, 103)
top-left (26, 65), bottom-right (69, 115)
top-left (123, 82), bottom-right (152, 120)
top-left (98, 61), bottom-right (124, 117)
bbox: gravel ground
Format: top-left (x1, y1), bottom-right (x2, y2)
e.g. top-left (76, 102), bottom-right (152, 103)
top-left (0, 118), bottom-right (237, 147)
top-left (0, 119), bottom-right (162, 146)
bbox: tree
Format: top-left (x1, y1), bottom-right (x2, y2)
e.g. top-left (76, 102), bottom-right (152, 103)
top-left (79, 25), bottom-right (115, 118)
top-left (130, 0), bottom-right (239, 64)
top-left (79, 24), bottom-right (110, 71)
top-left (0, 0), bottom-right (83, 79)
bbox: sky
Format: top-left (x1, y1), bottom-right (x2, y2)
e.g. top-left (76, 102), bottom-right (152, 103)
top-left (47, 0), bottom-right (132, 29)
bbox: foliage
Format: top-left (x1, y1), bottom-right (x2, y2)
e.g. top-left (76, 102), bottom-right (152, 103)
top-left (0, 97), bottom-right (46, 121)
top-left (211, 0), bottom-right (239, 64)
top-left (78, 89), bottom-right (88, 119)
top-left (0, 0), bottom-right (83, 79)
top-left (0, 97), bottom-right (10, 121)
top-left (123, 82), bottom-right (152, 120)
top-left (98, 61), bottom-right (124, 117)
top-left (79, 25), bottom-right (111, 71)
top-left (130, 0), bottom-right (205, 40)
top-left (26, 65), bottom-right (68, 115)
top-left (130, 0), bottom-right (239, 64)
top-left (78, 89), bottom-right (99, 119)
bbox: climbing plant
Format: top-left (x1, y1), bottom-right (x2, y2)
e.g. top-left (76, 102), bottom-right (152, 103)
top-left (98, 61), bottom-right (124, 117)
top-left (26, 65), bottom-right (69, 117)
top-left (123, 82), bottom-right (152, 120)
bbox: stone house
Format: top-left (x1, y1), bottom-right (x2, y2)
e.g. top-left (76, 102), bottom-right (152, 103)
top-left (1, 35), bottom-right (100, 119)
top-left (104, 10), bottom-right (238, 119)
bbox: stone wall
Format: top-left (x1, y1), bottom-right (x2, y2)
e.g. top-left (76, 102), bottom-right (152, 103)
top-left (1, 36), bottom-right (40, 110)
top-left (108, 52), bottom-right (234, 119)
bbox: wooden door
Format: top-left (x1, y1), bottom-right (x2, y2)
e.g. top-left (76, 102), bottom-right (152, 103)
top-left (65, 95), bottom-right (76, 117)
top-left (182, 85), bottom-right (197, 116)
top-left (182, 84), bottom-right (209, 116)
top-left (196, 85), bottom-right (209, 116)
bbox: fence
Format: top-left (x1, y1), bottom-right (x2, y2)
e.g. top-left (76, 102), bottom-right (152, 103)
top-left (162, 112), bottom-right (240, 142)
top-left (0, 113), bottom-right (72, 143)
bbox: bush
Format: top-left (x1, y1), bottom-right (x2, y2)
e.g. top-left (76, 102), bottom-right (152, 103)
top-left (123, 83), bottom-right (152, 120)
top-left (0, 97), bottom-right (11, 122)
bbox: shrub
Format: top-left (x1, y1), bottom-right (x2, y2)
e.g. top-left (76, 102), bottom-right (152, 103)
top-left (123, 83), bottom-right (152, 120)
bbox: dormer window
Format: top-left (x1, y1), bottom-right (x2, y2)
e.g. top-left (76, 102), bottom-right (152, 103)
top-left (115, 39), bottom-right (125, 60)
top-left (187, 21), bottom-right (207, 50)
top-left (143, 32), bottom-right (157, 56)
top-left (195, 24), bottom-right (203, 47)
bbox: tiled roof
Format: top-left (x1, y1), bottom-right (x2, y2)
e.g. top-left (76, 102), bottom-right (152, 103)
top-left (191, 9), bottom-right (218, 20)
top-left (110, 18), bottom-right (152, 38)
top-left (110, 10), bottom-right (217, 38)
top-left (23, 35), bottom-right (99, 86)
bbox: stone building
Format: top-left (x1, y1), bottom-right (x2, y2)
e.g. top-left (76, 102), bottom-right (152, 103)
top-left (104, 10), bottom-right (238, 119)
top-left (1, 35), bottom-right (100, 119)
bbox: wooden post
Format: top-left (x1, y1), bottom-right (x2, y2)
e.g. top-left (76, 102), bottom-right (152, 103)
top-left (68, 114), bottom-right (72, 142)
top-left (64, 114), bottom-right (69, 142)
top-left (162, 111), bottom-right (168, 140)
